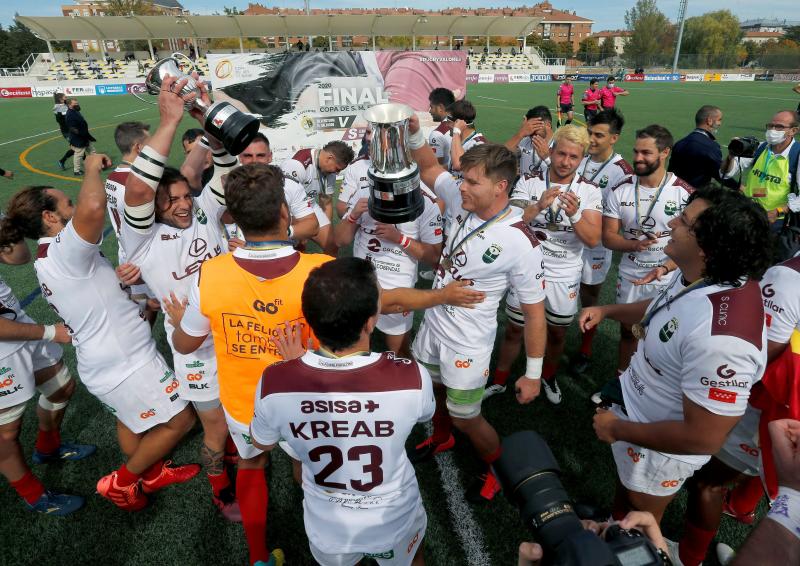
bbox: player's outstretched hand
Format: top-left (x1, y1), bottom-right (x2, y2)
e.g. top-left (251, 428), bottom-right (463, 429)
top-left (770, 419), bottom-right (800, 491)
top-left (270, 320), bottom-right (310, 361)
top-left (515, 378), bottom-right (541, 404)
top-left (578, 306), bottom-right (605, 332)
top-left (52, 323), bottom-right (72, 344)
top-left (116, 262), bottom-right (143, 286)
top-left (162, 291), bottom-right (188, 328)
top-left (632, 265), bottom-right (668, 286)
top-left (441, 279), bottom-right (485, 308)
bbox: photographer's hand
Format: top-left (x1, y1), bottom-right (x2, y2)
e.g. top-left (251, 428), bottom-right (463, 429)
top-left (617, 512), bottom-right (669, 557)
top-left (517, 542), bottom-right (543, 566)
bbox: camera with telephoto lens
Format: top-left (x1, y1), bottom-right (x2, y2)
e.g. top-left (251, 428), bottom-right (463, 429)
top-left (493, 431), bottom-right (668, 566)
top-left (728, 136), bottom-right (760, 158)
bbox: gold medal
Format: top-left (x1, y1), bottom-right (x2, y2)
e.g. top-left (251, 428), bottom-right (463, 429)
top-left (631, 323), bottom-right (646, 341)
top-left (546, 222), bottom-right (559, 231)
top-left (441, 257), bottom-right (452, 270)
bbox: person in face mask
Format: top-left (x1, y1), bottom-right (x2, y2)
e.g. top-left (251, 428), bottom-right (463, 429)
top-left (668, 105), bottom-right (738, 190)
top-left (723, 110), bottom-right (800, 225)
top-left (64, 98), bottom-right (97, 176)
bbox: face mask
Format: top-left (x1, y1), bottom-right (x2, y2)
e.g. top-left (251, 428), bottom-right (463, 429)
top-left (765, 129), bottom-right (786, 145)
top-left (73, 105), bottom-right (81, 112)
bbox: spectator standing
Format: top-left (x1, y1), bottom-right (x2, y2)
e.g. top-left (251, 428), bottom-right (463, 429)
top-left (53, 93), bottom-right (74, 171)
top-left (65, 98), bottom-right (96, 176)
top-left (669, 105), bottom-right (737, 189)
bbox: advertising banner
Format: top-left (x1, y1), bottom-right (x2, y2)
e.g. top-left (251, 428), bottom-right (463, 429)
top-left (96, 83), bottom-right (128, 95)
top-left (754, 73), bottom-right (774, 81)
top-left (0, 86), bottom-right (32, 98)
top-left (208, 51), bottom-right (466, 162)
top-left (704, 73), bottom-right (721, 82)
top-left (684, 74), bottom-right (704, 82)
top-left (508, 73), bottom-right (530, 83)
top-left (62, 84), bottom-right (96, 96)
top-left (624, 73), bottom-right (645, 82)
top-left (493, 74), bottom-right (509, 83)
top-left (644, 73), bottom-right (680, 81)
top-left (31, 85), bottom-right (62, 98)
top-left (576, 73), bottom-right (607, 82)
top-left (466, 73), bottom-right (479, 84)
top-left (478, 73), bottom-right (494, 83)
top-left (775, 73), bottom-right (800, 82)
top-left (530, 74), bottom-right (551, 82)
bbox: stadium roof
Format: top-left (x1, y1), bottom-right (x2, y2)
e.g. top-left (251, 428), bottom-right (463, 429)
top-left (16, 14), bottom-right (542, 41)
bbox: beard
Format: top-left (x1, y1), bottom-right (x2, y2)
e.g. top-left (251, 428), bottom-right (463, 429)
top-left (634, 158), bottom-right (661, 177)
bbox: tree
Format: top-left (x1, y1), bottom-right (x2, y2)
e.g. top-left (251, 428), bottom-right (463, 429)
top-left (102, 0), bottom-right (154, 16)
top-left (0, 23), bottom-right (48, 68)
top-left (577, 36), bottom-right (600, 64)
top-left (785, 26), bottom-right (800, 44)
top-left (624, 0), bottom-right (675, 67)
top-left (680, 10), bottom-right (742, 68)
top-left (760, 39), bottom-right (800, 69)
top-left (555, 41), bottom-right (574, 59)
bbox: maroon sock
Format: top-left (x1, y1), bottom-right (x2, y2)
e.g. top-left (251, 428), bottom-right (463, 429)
top-left (493, 369), bottom-right (511, 386)
top-left (117, 463), bottom-right (142, 487)
top-left (35, 428), bottom-right (61, 455)
top-left (10, 470), bottom-right (46, 505)
top-left (542, 362), bottom-right (557, 383)
top-left (580, 326), bottom-right (597, 356)
top-left (679, 521), bottom-right (716, 566)
top-left (237, 468), bottom-right (269, 564)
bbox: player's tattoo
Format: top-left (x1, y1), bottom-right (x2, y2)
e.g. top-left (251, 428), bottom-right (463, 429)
top-left (201, 443), bottom-right (224, 475)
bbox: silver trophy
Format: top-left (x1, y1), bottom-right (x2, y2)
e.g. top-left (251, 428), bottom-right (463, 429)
top-left (132, 53), bottom-right (259, 155)
top-left (362, 103), bottom-right (424, 224)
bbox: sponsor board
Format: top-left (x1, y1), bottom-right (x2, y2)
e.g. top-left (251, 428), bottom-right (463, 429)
top-left (755, 73), bottom-right (774, 81)
top-left (493, 74), bottom-right (509, 83)
top-left (478, 73), bottom-right (494, 83)
top-left (466, 73), bottom-right (479, 84)
top-left (508, 73), bottom-right (530, 83)
top-left (644, 73), bottom-right (680, 81)
top-left (32, 85), bottom-right (63, 98)
top-left (704, 73), bottom-right (721, 82)
top-left (0, 86), bottom-right (32, 98)
top-left (530, 74), bottom-right (551, 82)
top-left (624, 73), bottom-right (645, 82)
top-left (683, 74), bottom-right (704, 82)
top-left (63, 84), bottom-right (96, 96)
top-left (775, 73), bottom-right (800, 82)
top-left (576, 73), bottom-right (607, 81)
top-left (95, 83), bottom-right (128, 96)
top-left (127, 82), bottom-right (147, 94)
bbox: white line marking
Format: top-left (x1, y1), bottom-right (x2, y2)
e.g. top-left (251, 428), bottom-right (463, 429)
top-left (0, 129), bottom-right (59, 147)
top-left (425, 422), bottom-right (492, 565)
top-left (476, 95), bottom-right (508, 102)
top-left (114, 108), bottom-right (151, 117)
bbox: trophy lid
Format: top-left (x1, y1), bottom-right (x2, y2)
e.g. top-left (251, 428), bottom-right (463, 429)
top-left (362, 103), bottom-right (414, 125)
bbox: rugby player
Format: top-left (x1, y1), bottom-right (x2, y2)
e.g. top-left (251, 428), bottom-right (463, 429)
top-left (556, 76), bottom-right (575, 125)
top-left (0, 239), bottom-right (93, 515)
top-left (582, 187), bottom-right (771, 524)
top-left (504, 106), bottom-right (555, 176)
top-left (574, 109), bottom-right (634, 374)
top-left (428, 87), bottom-right (456, 169)
top-left (281, 140), bottom-right (354, 254)
top-left (405, 117), bottom-right (547, 501)
top-left (121, 79), bottom-right (242, 520)
top-left (448, 100), bottom-right (487, 175)
top-left (491, 125), bottom-right (601, 404)
top-left (250, 257), bottom-right (434, 566)
top-left (602, 125), bottom-right (693, 376)
top-left (1, 142), bottom-right (199, 512)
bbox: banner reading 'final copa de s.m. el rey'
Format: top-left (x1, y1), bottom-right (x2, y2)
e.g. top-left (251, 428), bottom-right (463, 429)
top-left (207, 51), bottom-right (466, 162)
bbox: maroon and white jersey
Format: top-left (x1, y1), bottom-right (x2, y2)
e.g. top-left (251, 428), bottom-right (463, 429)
top-left (105, 163), bottom-right (129, 263)
top-left (339, 155), bottom-right (371, 210)
top-left (450, 130), bottom-right (486, 177)
top-left (34, 222), bottom-right (157, 395)
top-left (578, 154), bottom-right (633, 258)
top-left (428, 120), bottom-right (452, 170)
top-left (760, 256), bottom-right (800, 343)
top-left (510, 168), bottom-right (602, 282)
top-left (603, 173), bottom-right (693, 281)
top-left (622, 272), bottom-right (767, 466)
top-left (0, 276), bottom-right (35, 358)
top-left (349, 187), bottom-right (442, 290)
top-left (251, 350), bottom-right (435, 554)
top-left (518, 136), bottom-right (555, 175)
top-left (281, 149), bottom-right (336, 202)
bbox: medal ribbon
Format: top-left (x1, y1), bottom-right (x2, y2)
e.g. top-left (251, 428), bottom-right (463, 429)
top-left (544, 170), bottom-right (578, 225)
top-left (447, 207), bottom-right (513, 263)
top-left (634, 172), bottom-right (670, 231)
top-left (637, 276), bottom-right (713, 334)
top-left (243, 240), bottom-right (294, 251)
top-left (580, 153), bottom-right (616, 182)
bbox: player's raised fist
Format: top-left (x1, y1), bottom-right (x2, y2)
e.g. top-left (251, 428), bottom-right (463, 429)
top-left (85, 153), bottom-right (112, 172)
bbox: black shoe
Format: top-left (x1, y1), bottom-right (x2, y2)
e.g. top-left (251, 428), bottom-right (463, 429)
top-left (73, 171), bottom-right (83, 176)
top-left (406, 434), bottom-right (454, 464)
top-left (572, 352), bottom-right (591, 376)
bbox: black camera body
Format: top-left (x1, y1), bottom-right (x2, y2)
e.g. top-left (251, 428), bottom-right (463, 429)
top-left (493, 431), bottom-right (665, 566)
top-left (728, 136), bottom-right (760, 158)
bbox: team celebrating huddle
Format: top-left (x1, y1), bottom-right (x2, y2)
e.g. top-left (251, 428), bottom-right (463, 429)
top-left (1, 70), bottom-right (800, 566)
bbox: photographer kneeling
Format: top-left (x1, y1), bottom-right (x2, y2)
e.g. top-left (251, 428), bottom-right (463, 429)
top-left (722, 110), bottom-right (800, 225)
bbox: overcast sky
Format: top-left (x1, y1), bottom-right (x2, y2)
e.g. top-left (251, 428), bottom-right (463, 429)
top-left (3, 1), bottom-right (797, 33)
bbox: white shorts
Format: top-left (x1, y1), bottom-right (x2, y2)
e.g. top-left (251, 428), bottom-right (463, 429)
top-left (506, 278), bottom-right (579, 327)
top-left (314, 205), bottom-right (332, 228)
top-left (376, 311), bottom-right (413, 336)
top-left (172, 344), bottom-right (220, 403)
top-left (309, 503), bottom-right (427, 566)
top-left (224, 410), bottom-right (263, 460)
top-left (581, 246), bottom-right (613, 285)
top-left (715, 406), bottom-right (762, 477)
top-left (95, 354), bottom-right (188, 434)
top-left (616, 276), bottom-right (667, 305)
top-left (611, 439), bottom-right (703, 496)
top-left (412, 321), bottom-right (490, 391)
top-left (0, 340), bottom-right (63, 410)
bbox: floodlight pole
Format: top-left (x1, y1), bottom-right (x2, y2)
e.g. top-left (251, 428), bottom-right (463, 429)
top-left (147, 38), bottom-right (154, 60)
top-left (672, 0), bottom-right (688, 74)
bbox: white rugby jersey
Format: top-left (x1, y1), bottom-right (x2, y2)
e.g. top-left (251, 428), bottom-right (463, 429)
top-left (760, 256), bottom-right (800, 343)
top-left (424, 172), bottom-right (546, 354)
top-left (450, 131), bottom-right (486, 177)
top-left (577, 154), bottom-right (633, 258)
top-left (622, 272), bottom-right (767, 466)
top-left (603, 173), bottom-right (693, 281)
top-left (510, 168), bottom-right (602, 282)
top-left (281, 149), bottom-right (337, 202)
top-left (339, 156), bottom-right (371, 210)
top-left (251, 350), bottom-right (435, 554)
top-left (518, 136), bottom-right (555, 176)
top-left (34, 222), bottom-right (157, 395)
top-left (349, 187), bottom-right (442, 290)
top-left (105, 164), bottom-right (130, 263)
top-left (0, 276), bottom-right (35, 358)
top-left (428, 120), bottom-right (452, 170)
